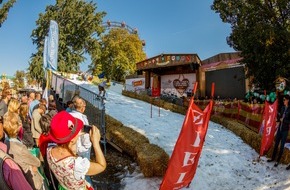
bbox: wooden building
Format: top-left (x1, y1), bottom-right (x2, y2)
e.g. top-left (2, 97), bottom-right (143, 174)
top-left (200, 52), bottom-right (249, 99)
top-left (134, 53), bottom-right (201, 97)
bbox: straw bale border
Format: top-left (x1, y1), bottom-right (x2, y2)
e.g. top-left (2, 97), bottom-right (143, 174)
top-left (122, 91), bottom-right (290, 164)
top-left (84, 100), bottom-right (169, 177)
top-left (211, 115), bottom-right (290, 164)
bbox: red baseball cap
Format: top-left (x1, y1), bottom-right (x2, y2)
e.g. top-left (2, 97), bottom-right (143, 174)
top-left (49, 111), bottom-right (84, 144)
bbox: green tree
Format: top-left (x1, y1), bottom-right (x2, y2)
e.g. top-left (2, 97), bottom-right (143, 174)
top-left (12, 70), bottom-right (25, 90)
top-left (25, 70), bottom-right (37, 87)
top-left (28, 53), bottom-right (45, 87)
top-left (29, 0), bottom-right (105, 81)
top-left (93, 28), bottom-right (146, 82)
top-left (212, 0), bottom-right (290, 91)
top-left (0, 0), bottom-right (16, 27)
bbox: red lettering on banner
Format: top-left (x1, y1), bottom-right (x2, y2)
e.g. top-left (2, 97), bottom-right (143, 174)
top-left (160, 101), bottom-right (214, 190)
top-left (174, 129), bottom-right (202, 185)
top-left (173, 112), bottom-right (204, 185)
top-left (259, 100), bottom-right (278, 156)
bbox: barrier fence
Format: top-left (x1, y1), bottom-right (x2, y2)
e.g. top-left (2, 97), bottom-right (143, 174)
top-left (195, 100), bottom-right (264, 133)
top-left (50, 75), bottom-right (268, 137)
top-left (123, 82), bottom-right (266, 134)
top-left (50, 72), bottom-right (107, 153)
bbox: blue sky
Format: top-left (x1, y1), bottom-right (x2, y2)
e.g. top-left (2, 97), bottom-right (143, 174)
top-left (0, 0), bottom-right (234, 77)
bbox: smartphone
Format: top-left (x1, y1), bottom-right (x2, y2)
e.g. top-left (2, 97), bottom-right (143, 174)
top-left (83, 125), bottom-right (92, 133)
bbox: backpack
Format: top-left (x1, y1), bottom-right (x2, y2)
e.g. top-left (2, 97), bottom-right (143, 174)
top-left (0, 149), bottom-right (14, 190)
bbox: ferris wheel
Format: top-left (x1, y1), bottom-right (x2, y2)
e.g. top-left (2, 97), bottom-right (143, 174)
top-left (102, 20), bottom-right (146, 46)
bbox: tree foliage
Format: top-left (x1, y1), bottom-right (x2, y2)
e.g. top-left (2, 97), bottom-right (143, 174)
top-left (12, 70), bottom-right (25, 90)
top-left (28, 51), bottom-right (45, 86)
top-left (29, 0), bottom-right (105, 82)
top-left (92, 28), bottom-right (146, 82)
top-left (212, 0), bottom-right (290, 91)
top-left (0, 74), bottom-right (10, 90)
top-left (0, 0), bottom-right (16, 27)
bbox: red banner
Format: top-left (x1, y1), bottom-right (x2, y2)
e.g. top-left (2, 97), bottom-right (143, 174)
top-left (160, 99), bottom-right (213, 190)
top-left (259, 100), bottom-right (278, 156)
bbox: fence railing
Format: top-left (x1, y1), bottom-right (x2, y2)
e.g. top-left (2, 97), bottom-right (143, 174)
top-left (195, 100), bottom-right (264, 133)
top-left (50, 72), bottom-right (107, 153)
top-left (123, 89), bottom-right (266, 134)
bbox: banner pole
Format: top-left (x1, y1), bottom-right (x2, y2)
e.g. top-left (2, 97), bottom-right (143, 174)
top-left (151, 99), bottom-right (153, 118)
top-left (159, 98), bottom-right (160, 117)
top-left (192, 82), bottom-right (198, 98)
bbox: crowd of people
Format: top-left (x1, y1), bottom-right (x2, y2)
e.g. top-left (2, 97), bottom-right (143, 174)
top-left (0, 88), bottom-right (106, 190)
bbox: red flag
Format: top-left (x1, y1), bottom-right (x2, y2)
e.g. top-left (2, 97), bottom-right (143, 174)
top-left (259, 100), bottom-right (278, 156)
top-left (160, 99), bottom-right (213, 190)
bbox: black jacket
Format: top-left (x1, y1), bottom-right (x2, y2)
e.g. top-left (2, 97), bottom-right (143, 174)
top-left (277, 106), bottom-right (290, 132)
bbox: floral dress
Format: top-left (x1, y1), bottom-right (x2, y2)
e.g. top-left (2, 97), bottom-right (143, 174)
top-left (46, 146), bottom-right (91, 190)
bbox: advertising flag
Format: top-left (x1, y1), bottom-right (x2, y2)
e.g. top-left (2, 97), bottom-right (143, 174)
top-left (43, 36), bottom-right (48, 69)
top-left (259, 100), bottom-right (278, 156)
top-left (160, 98), bottom-right (214, 190)
top-left (47, 20), bottom-right (59, 71)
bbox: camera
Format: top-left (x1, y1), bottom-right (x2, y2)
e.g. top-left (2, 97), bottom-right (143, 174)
top-left (83, 125), bottom-right (92, 133)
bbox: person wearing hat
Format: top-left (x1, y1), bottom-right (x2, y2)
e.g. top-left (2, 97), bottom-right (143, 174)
top-left (267, 94), bottom-right (290, 167)
top-left (39, 111), bottom-right (106, 190)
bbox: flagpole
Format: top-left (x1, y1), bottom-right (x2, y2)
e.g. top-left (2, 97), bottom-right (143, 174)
top-left (160, 81), bottom-right (215, 190)
top-left (187, 82), bottom-right (198, 111)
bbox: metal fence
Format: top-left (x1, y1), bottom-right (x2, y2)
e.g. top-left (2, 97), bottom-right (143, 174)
top-left (50, 72), bottom-right (107, 153)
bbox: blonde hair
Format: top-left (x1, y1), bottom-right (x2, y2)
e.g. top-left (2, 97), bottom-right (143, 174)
top-left (8, 98), bottom-right (20, 113)
top-left (3, 112), bottom-right (21, 138)
top-left (19, 103), bottom-right (29, 119)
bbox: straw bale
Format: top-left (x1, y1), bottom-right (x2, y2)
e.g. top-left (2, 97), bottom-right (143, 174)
top-left (163, 102), bottom-right (174, 110)
top-left (251, 136), bottom-right (261, 153)
top-left (282, 149), bottom-right (290, 163)
top-left (136, 143), bottom-right (169, 177)
top-left (121, 91), bottom-right (290, 165)
top-left (106, 115), bottom-right (123, 128)
top-left (105, 119), bottom-right (149, 157)
top-left (240, 130), bottom-right (253, 145)
top-left (158, 99), bottom-right (165, 107)
top-left (232, 127), bottom-right (244, 137)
